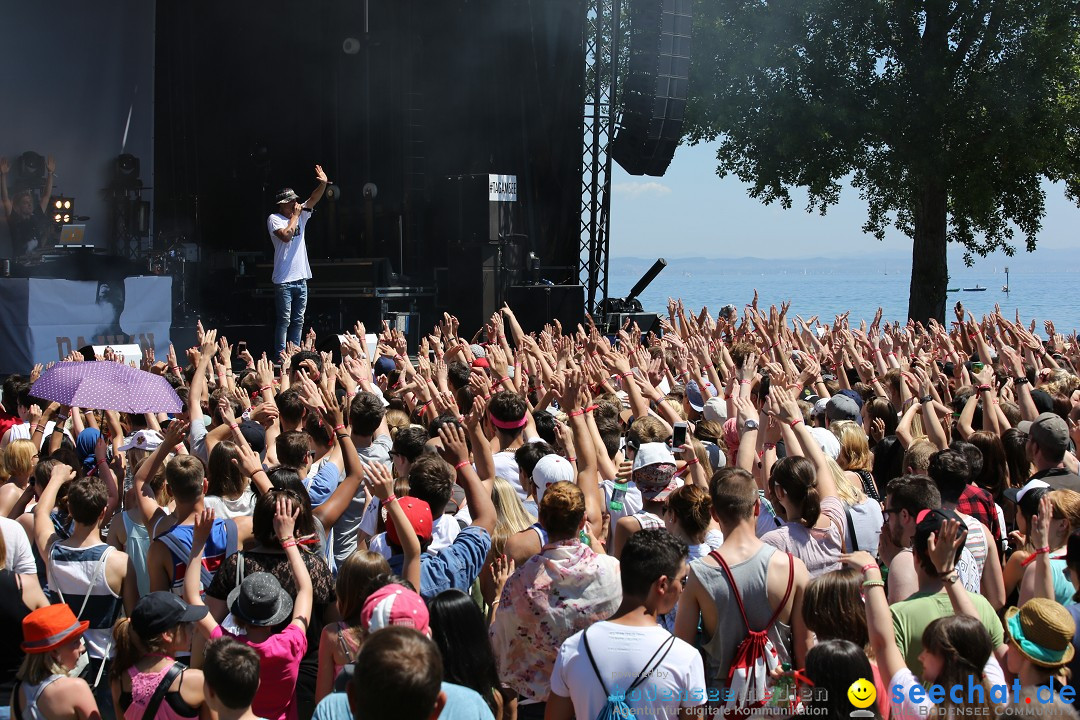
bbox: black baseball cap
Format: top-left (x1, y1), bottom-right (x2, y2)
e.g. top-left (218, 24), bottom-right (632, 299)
top-left (131, 591), bottom-right (208, 638)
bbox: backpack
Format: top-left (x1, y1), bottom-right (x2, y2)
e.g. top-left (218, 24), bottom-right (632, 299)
top-left (582, 626), bottom-right (676, 720)
top-left (710, 549), bottom-right (794, 714)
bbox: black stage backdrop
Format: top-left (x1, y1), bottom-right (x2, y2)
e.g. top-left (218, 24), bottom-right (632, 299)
top-left (0, 1), bottom-right (155, 257)
top-left (154, 0), bottom-right (586, 316)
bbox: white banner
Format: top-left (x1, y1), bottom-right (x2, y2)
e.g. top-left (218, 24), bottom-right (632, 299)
top-left (0, 276), bottom-right (172, 374)
top-left (488, 174), bottom-right (518, 202)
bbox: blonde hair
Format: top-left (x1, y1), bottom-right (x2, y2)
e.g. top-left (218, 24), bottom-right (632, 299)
top-left (17, 648), bottom-right (69, 685)
top-left (1049, 489), bottom-right (1080, 531)
top-left (826, 456), bottom-right (867, 505)
top-left (3, 439), bottom-right (38, 479)
top-left (661, 398), bottom-right (687, 421)
top-left (385, 409), bottom-right (410, 440)
top-left (835, 423), bottom-right (872, 472)
top-left (491, 476), bottom-right (535, 555)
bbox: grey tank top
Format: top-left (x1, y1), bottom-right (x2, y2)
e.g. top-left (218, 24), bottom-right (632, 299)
top-left (695, 544), bottom-right (792, 686)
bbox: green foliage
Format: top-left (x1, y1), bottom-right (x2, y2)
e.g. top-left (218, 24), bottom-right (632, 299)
top-left (684, 0), bottom-right (1080, 316)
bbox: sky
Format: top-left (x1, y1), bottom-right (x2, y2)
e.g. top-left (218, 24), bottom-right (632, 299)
top-left (608, 141), bottom-right (1080, 261)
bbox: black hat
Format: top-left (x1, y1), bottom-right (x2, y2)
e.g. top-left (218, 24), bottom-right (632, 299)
top-left (227, 572), bottom-right (293, 627)
top-left (131, 592), bottom-right (208, 638)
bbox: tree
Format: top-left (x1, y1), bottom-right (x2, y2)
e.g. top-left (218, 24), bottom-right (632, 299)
top-left (683, 0), bottom-right (1080, 322)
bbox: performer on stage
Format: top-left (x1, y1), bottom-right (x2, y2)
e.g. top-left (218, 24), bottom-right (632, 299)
top-left (268, 164), bottom-right (329, 356)
top-left (0, 154), bottom-right (55, 258)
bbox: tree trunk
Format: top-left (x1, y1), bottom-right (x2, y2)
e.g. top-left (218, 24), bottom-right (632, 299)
top-left (908, 178), bottom-right (949, 323)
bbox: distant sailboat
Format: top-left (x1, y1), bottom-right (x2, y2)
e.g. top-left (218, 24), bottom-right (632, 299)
top-left (963, 285), bottom-right (987, 292)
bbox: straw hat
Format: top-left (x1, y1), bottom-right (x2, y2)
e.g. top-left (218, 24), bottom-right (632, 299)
top-left (21, 604), bottom-right (89, 654)
top-left (1005, 598), bottom-right (1076, 668)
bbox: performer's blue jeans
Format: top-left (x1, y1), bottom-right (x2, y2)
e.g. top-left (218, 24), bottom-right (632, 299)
top-left (274, 279), bottom-right (307, 356)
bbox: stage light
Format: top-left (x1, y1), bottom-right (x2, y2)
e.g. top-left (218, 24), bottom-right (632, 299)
top-left (50, 196), bottom-right (74, 225)
top-left (112, 153), bottom-right (142, 189)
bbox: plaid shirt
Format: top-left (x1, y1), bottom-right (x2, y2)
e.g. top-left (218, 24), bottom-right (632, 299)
top-left (957, 484), bottom-right (1001, 542)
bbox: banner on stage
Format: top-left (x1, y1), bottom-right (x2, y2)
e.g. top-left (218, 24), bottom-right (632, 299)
top-left (488, 174), bottom-right (518, 202)
top-left (0, 276), bottom-right (172, 374)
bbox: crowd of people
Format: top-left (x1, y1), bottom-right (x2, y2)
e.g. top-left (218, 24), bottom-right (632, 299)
top-left (2, 296), bottom-right (1080, 720)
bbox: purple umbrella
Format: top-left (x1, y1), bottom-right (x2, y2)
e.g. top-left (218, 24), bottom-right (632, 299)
top-left (30, 361), bottom-right (183, 414)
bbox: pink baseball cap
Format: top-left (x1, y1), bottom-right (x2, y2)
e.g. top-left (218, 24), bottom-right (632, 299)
top-left (361, 584), bottom-right (430, 635)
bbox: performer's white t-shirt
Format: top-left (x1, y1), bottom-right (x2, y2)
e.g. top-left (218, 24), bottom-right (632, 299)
top-left (267, 209), bottom-right (313, 284)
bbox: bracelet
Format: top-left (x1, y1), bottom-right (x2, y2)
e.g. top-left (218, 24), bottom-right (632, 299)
top-left (704, 363), bottom-right (714, 369)
top-left (490, 599), bottom-right (501, 607)
top-left (280, 540), bottom-right (297, 549)
top-left (229, 423), bottom-right (239, 431)
top-left (171, 366), bottom-right (181, 374)
top-left (259, 385), bottom-right (272, 393)
top-left (788, 418), bottom-right (803, 428)
top-left (278, 535), bottom-right (294, 542)
top-left (1014, 376), bottom-right (1031, 386)
top-left (174, 444), bottom-right (184, 453)
top-left (1021, 547), bottom-right (1050, 566)
top-left (567, 456), bottom-right (576, 463)
top-left (567, 408), bottom-right (585, 418)
top-left (336, 433), bottom-right (349, 441)
top-left (29, 424), bottom-right (38, 433)
top-left (862, 579), bottom-right (886, 589)
top-left (684, 457), bottom-right (699, 466)
top-left (586, 404), bottom-right (599, 413)
top-left (861, 563), bottom-right (880, 574)
top-left (763, 442), bottom-right (777, 451)
top-left (334, 424), bottom-right (346, 433)
top-left (977, 384), bottom-right (992, 392)
top-left (97, 459), bottom-right (109, 467)
top-left (254, 468), bottom-right (269, 478)
top-left (740, 379), bottom-right (751, 385)
top-left (920, 395), bottom-right (934, 404)
top-left (620, 371), bottom-right (634, 379)
top-left (384, 494), bottom-right (398, 505)
top-left (56, 414), bottom-right (69, 423)
top-left (453, 460), bottom-right (471, 471)
top-left (496, 376), bottom-right (510, 385)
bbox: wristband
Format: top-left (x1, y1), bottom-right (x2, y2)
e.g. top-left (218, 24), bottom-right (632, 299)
top-left (586, 404), bottom-right (599, 413)
top-left (384, 494), bottom-right (398, 506)
top-left (56, 414), bottom-right (69, 423)
top-left (280, 540), bottom-right (297, 549)
top-left (336, 433), bottom-right (350, 441)
top-left (334, 424), bottom-right (346, 433)
top-left (788, 418), bottom-right (803, 428)
top-left (977, 384), bottom-right (992, 392)
top-left (684, 457), bottom-right (699, 466)
top-left (174, 444), bottom-right (184, 454)
top-left (567, 408), bottom-right (585, 418)
top-left (763, 442), bottom-right (777, 451)
top-left (920, 395), bottom-right (934, 404)
top-left (496, 376), bottom-right (510, 385)
top-left (453, 460), bottom-right (471, 471)
top-left (620, 372), bottom-right (634, 379)
top-left (229, 423), bottom-right (239, 431)
top-left (861, 563), bottom-right (879, 575)
top-left (1014, 376), bottom-right (1031, 386)
top-left (861, 579), bottom-right (885, 589)
top-left (567, 456), bottom-right (576, 463)
top-left (171, 366), bottom-right (181, 374)
top-left (259, 385), bottom-right (272, 393)
top-left (1021, 547), bottom-right (1050, 566)
top-left (254, 468), bottom-right (269, 478)
top-left (740, 379), bottom-right (751, 385)
top-left (29, 424), bottom-right (38, 433)
top-left (97, 459), bottom-right (109, 467)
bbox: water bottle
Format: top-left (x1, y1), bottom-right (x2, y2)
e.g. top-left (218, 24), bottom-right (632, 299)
top-left (609, 479), bottom-right (627, 512)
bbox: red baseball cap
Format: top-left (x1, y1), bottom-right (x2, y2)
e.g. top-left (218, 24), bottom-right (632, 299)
top-left (385, 496), bottom-right (434, 545)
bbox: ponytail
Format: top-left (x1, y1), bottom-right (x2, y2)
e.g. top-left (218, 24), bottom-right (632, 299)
top-left (771, 456), bottom-right (821, 528)
top-left (111, 617), bottom-right (145, 679)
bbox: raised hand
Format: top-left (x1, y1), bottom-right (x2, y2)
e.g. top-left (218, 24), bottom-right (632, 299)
top-left (162, 420), bottom-right (190, 450)
top-left (192, 508), bottom-right (216, 549)
top-left (363, 461), bottom-right (396, 502)
top-left (315, 165), bottom-right (328, 184)
top-left (437, 422), bottom-right (471, 467)
top-left (927, 518), bottom-right (967, 576)
top-left (272, 496), bottom-right (300, 541)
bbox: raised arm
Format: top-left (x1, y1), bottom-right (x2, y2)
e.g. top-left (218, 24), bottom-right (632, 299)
top-left (0, 156), bottom-right (11, 216)
top-left (365, 462), bottom-right (421, 591)
top-left (564, 377), bottom-right (603, 532)
top-left (274, 496), bottom-right (313, 630)
top-left (184, 508), bottom-right (221, 639)
top-left (303, 165), bottom-right (329, 209)
top-left (771, 387), bottom-right (836, 500)
top-left (33, 462), bottom-right (74, 557)
top-left (135, 421), bottom-right (188, 526)
top-left (189, 329), bottom-right (218, 427)
top-left (841, 551), bottom-right (907, 686)
top-left (39, 156), bottom-right (55, 214)
top-left (439, 423), bottom-right (497, 534)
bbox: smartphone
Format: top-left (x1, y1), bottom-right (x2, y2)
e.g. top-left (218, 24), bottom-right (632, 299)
top-left (672, 422), bottom-right (687, 449)
top-left (238, 341), bottom-right (247, 353)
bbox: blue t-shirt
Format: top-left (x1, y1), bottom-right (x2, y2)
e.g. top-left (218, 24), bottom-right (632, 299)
top-left (312, 682), bottom-right (494, 720)
top-left (307, 459), bottom-right (343, 507)
top-left (387, 525), bottom-right (492, 600)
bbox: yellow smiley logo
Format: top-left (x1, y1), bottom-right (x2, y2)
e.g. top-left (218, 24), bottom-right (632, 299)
top-left (847, 678), bottom-right (876, 709)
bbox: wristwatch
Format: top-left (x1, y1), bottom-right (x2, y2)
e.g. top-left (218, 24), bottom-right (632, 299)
top-left (743, 419), bottom-right (759, 432)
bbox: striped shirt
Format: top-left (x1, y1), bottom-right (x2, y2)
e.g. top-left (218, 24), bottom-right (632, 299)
top-left (47, 543), bottom-right (121, 659)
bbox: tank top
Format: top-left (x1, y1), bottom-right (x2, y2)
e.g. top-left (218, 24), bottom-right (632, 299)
top-left (152, 517), bottom-right (234, 595)
top-left (695, 544), bottom-right (792, 686)
top-left (0, 569), bottom-right (31, 698)
top-left (956, 511), bottom-right (987, 571)
top-left (121, 662), bottom-right (199, 720)
top-left (529, 523), bottom-right (549, 547)
top-left (333, 622), bottom-right (362, 678)
top-left (123, 511), bottom-right (152, 597)
top-left (18, 674), bottom-right (64, 720)
top-left (47, 543), bottom-right (121, 659)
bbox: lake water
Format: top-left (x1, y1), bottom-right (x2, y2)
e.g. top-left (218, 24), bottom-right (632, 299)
top-left (607, 267), bottom-right (1078, 331)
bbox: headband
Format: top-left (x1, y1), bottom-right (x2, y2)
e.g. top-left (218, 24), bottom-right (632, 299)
top-left (489, 412), bottom-right (527, 430)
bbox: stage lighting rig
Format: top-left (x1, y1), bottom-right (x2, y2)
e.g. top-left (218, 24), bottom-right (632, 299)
top-left (113, 153), bottom-right (142, 190)
top-left (16, 151), bottom-right (47, 188)
top-left (50, 196), bottom-right (74, 225)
